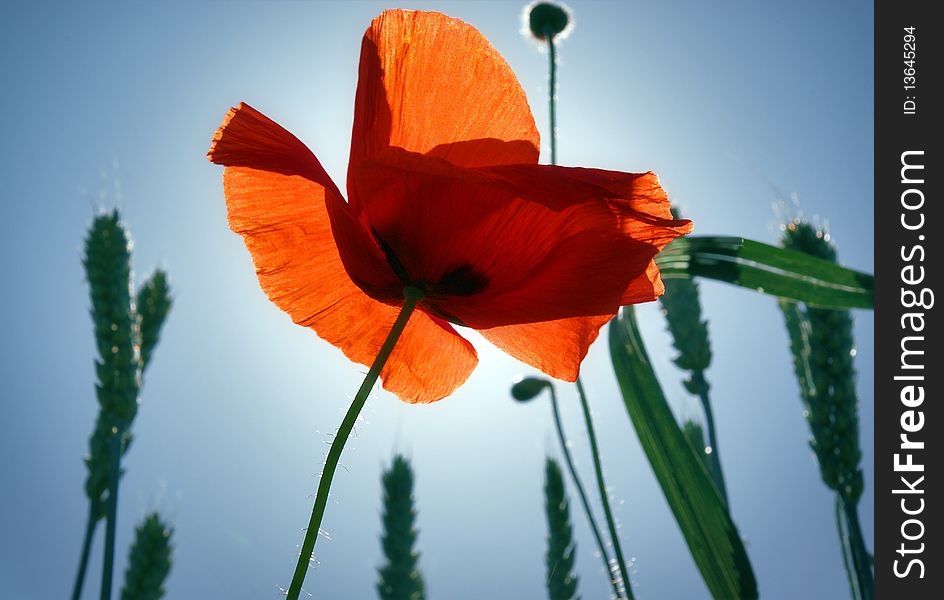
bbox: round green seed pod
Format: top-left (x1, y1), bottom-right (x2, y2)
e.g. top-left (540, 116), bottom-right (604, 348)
top-left (528, 2), bottom-right (570, 40)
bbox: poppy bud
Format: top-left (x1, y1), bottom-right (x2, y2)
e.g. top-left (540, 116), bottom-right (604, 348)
top-left (511, 376), bottom-right (550, 402)
top-left (527, 2), bottom-right (571, 41)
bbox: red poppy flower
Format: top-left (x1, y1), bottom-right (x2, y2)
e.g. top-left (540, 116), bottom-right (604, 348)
top-left (208, 9), bottom-right (692, 404)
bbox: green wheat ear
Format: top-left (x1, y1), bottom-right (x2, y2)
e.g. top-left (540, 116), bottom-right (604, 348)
top-left (82, 212), bottom-right (140, 515)
top-left (544, 458), bottom-right (579, 600)
top-left (779, 221), bottom-right (863, 502)
top-left (84, 210), bottom-right (141, 430)
top-left (136, 270), bottom-right (173, 371)
top-left (120, 513), bottom-right (173, 600)
top-left (74, 211), bottom-right (175, 600)
top-left (82, 222), bottom-right (173, 518)
top-left (659, 206), bottom-right (727, 503)
top-left (378, 455), bottom-right (426, 600)
top-left (660, 208), bottom-right (712, 385)
top-left (779, 219), bottom-right (872, 600)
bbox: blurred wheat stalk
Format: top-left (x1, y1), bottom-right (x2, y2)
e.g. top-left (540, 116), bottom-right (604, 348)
top-left (121, 514), bottom-right (174, 600)
top-left (544, 458), bottom-right (579, 600)
top-left (779, 220), bottom-right (872, 600)
top-left (73, 211), bottom-right (173, 600)
top-left (512, 377), bottom-right (628, 599)
top-left (378, 455), bottom-right (426, 600)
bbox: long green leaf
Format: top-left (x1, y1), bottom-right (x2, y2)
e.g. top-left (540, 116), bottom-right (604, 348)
top-left (655, 236), bottom-right (873, 309)
top-left (609, 308), bottom-right (757, 600)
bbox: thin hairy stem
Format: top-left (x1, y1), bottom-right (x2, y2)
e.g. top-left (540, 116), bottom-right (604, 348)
top-left (286, 287), bottom-right (423, 600)
top-left (545, 24), bottom-right (629, 599)
top-left (575, 378), bottom-right (635, 600)
top-left (548, 386), bottom-right (625, 599)
top-left (546, 32), bottom-right (558, 165)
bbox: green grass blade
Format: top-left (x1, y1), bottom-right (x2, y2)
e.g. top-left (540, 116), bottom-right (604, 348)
top-left (655, 236), bottom-right (874, 309)
top-left (608, 308), bottom-right (757, 600)
top-left (680, 420), bottom-right (710, 474)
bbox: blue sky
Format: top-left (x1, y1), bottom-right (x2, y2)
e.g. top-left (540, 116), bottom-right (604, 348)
top-left (0, 1), bottom-right (873, 598)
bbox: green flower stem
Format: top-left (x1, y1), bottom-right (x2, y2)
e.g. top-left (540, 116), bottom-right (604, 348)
top-left (72, 503), bottom-right (99, 600)
top-left (545, 30), bottom-right (558, 165)
top-left (101, 431), bottom-right (123, 600)
top-left (544, 22), bottom-right (631, 599)
top-left (548, 386), bottom-right (624, 599)
top-left (575, 378), bottom-right (634, 600)
top-left (286, 287), bottom-right (423, 600)
top-left (691, 372), bottom-right (728, 505)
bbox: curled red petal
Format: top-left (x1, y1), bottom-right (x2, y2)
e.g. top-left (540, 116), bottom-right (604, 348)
top-left (209, 102), bottom-right (399, 301)
top-left (209, 104), bottom-right (475, 402)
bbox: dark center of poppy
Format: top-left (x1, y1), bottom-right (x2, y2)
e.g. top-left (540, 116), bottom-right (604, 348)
top-left (371, 226), bottom-right (488, 298)
top-left (371, 225), bottom-right (412, 285)
top-left (431, 263), bottom-right (489, 297)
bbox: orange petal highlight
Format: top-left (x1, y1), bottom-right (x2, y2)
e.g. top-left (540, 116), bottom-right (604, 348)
top-left (349, 9), bottom-right (540, 207)
top-left (209, 103), bottom-right (398, 300)
top-left (479, 314), bottom-right (614, 382)
top-left (382, 312), bottom-right (479, 403)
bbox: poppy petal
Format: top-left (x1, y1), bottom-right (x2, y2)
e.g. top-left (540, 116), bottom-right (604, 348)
top-left (382, 312), bottom-right (479, 403)
top-left (479, 314), bottom-right (614, 381)
top-left (209, 104), bottom-right (475, 402)
top-left (348, 9), bottom-right (540, 207)
top-left (208, 102), bottom-right (399, 301)
top-left (220, 166), bottom-right (477, 403)
top-left (353, 150), bottom-right (691, 328)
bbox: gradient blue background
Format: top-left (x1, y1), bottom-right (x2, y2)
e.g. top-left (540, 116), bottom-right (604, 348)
top-left (0, 1), bottom-right (874, 598)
